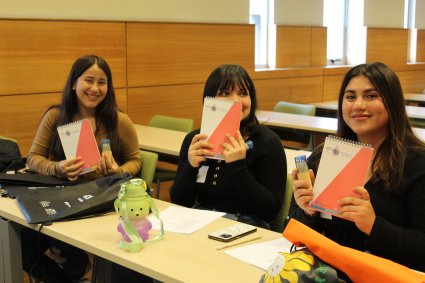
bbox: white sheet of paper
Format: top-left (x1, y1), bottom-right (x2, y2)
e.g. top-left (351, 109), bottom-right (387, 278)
top-left (148, 205), bottom-right (225, 234)
top-left (224, 238), bottom-right (293, 270)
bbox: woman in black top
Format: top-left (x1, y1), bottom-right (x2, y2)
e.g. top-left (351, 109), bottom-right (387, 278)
top-left (170, 64), bottom-right (287, 228)
top-left (290, 62), bottom-right (425, 272)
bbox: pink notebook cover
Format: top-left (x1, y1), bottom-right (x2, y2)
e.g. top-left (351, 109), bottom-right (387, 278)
top-left (57, 118), bottom-right (101, 174)
top-left (309, 136), bottom-right (373, 217)
top-left (200, 97), bottom-right (242, 160)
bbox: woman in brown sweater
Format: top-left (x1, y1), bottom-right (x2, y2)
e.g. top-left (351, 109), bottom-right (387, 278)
top-left (24, 55), bottom-right (140, 283)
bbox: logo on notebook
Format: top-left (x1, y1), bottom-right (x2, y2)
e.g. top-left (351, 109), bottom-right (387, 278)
top-left (66, 130), bottom-right (71, 136)
top-left (211, 104), bottom-right (216, 112)
top-left (332, 146), bottom-right (340, 156)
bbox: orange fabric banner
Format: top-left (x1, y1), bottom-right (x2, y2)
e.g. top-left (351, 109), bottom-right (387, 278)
top-left (283, 219), bottom-right (425, 282)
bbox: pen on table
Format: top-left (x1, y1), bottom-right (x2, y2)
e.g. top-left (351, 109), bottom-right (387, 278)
top-left (216, 235), bottom-right (262, 251)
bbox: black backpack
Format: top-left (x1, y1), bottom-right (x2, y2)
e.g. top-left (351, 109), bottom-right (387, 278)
top-left (0, 137), bottom-right (26, 173)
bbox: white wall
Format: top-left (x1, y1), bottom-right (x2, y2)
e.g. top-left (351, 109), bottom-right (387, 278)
top-left (0, 0), bottom-right (249, 23)
top-left (274, 0), bottom-right (323, 26)
top-left (364, 0), bottom-right (405, 28)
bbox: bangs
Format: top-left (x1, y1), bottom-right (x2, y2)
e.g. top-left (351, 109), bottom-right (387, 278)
top-left (218, 76), bottom-right (250, 93)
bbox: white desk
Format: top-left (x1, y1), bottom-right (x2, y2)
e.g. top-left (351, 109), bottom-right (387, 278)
top-left (134, 124), bottom-right (187, 157)
top-left (405, 93), bottom-right (425, 106)
top-left (312, 100), bottom-right (425, 120)
top-left (0, 197), bottom-right (282, 283)
top-left (257, 110), bottom-right (425, 143)
top-left (257, 110), bottom-right (338, 134)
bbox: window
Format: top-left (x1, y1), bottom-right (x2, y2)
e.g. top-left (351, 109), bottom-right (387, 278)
top-left (323, 0), bottom-right (347, 64)
top-left (250, 0), bottom-right (275, 69)
top-left (323, 0), bottom-right (365, 65)
top-left (405, 0), bottom-right (417, 62)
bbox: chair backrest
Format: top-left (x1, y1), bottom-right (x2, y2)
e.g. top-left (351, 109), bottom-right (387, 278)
top-left (270, 175), bottom-right (293, 233)
top-left (273, 101), bottom-right (316, 116)
top-left (148, 115), bottom-right (194, 133)
top-left (139, 150), bottom-right (158, 188)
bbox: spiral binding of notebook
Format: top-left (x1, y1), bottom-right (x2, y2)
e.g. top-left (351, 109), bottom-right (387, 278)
top-left (325, 135), bottom-right (372, 149)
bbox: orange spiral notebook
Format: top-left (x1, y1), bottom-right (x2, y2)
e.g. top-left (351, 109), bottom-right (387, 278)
top-left (200, 97), bottom-right (242, 160)
top-left (309, 135), bottom-right (373, 217)
top-left (57, 118), bottom-right (101, 174)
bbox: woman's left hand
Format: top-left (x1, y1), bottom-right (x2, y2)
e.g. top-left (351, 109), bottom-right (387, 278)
top-left (96, 151), bottom-right (121, 176)
top-left (337, 186), bottom-right (376, 235)
top-left (221, 131), bottom-right (246, 163)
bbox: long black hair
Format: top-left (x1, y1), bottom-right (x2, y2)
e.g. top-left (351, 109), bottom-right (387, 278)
top-left (48, 55), bottom-right (120, 161)
top-left (203, 64), bottom-right (259, 137)
top-left (336, 62), bottom-right (424, 189)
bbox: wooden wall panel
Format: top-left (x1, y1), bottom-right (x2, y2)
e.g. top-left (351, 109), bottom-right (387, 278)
top-left (115, 88), bottom-right (128, 113)
top-left (254, 76), bottom-right (323, 110)
top-left (417, 30), bottom-right (425, 63)
top-left (276, 26), bottom-right (311, 68)
top-left (127, 84), bottom-right (205, 128)
top-left (127, 23), bottom-right (255, 87)
top-left (310, 27), bottom-right (327, 67)
top-left (366, 28), bottom-right (408, 67)
top-left (322, 67), bottom-right (351, 101)
top-left (0, 20), bottom-right (127, 95)
top-left (396, 69), bottom-right (425, 93)
top-left (323, 75), bottom-right (344, 101)
top-left (0, 93), bottom-right (61, 155)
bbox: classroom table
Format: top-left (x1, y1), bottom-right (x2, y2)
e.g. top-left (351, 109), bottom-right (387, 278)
top-left (134, 124), bottom-right (187, 163)
top-left (256, 110), bottom-right (425, 143)
top-left (405, 93), bottom-right (425, 106)
top-left (0, 197), bottom-right (283, 283)
top-left (312, 100), bottom-right (425, 120)
top-left (256, 110), bottom-right (338, 135)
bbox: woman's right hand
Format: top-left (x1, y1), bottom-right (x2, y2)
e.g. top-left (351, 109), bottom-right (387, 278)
top-left (291, 168), bottom-right (316, 215)
top-left (188, 134), bottom-right (214, 168)
top-left (58, 157), bottom-right (84, 181)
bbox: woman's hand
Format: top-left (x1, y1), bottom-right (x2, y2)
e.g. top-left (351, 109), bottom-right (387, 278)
top-left (338, 186), bottom-right (376, 235)
top-left (97, 151), bottom-right (121, 176)
top-left (221, 131), bottom-right (246, 163)
top-left (291, 168), bottom-right (316, 216)
top-left (188, 133), bottom-right (214, 168)
top-left (58, 157), bottom-right (84, 181)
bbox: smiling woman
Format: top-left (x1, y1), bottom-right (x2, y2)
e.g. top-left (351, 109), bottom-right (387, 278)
top-left (24, 55), bottom-right (141, 282)
top-left (289, 62), bottom-right (425, 276)
top-left (27, 54), bottom-right (141, 180)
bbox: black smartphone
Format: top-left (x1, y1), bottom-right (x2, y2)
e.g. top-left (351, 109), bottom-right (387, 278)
top-left (208, 223), bottom-right (257, 242)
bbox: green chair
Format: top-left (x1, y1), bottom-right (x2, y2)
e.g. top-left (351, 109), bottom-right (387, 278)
top-left (273, 101), bottom-right (316, 149)
top-left (148, 114), bottom-right (194, 133)
top-left (270, 175), bottom-right (293, 233)
top-left (139, 150), bottom-right (158, 188)
top-left (148, 115), bottom-right (194, 198)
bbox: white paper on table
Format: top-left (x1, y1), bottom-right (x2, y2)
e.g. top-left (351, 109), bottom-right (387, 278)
top-left (224, 238), bottom-right (293, 270)
top-left (148, 206), bottom-right (225, 234)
